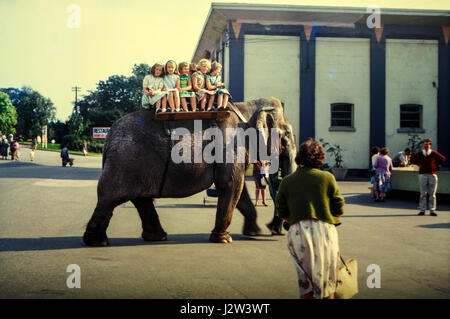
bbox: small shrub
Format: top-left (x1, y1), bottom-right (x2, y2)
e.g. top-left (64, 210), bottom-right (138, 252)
top-left (62, 134), bottom-right (82, 151)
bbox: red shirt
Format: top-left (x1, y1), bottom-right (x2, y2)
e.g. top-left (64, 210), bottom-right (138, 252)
top-left (410, 150), bottom-right (446, 174)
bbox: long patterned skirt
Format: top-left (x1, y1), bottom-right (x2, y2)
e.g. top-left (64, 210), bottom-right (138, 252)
top-left (287, 219), bottom-right (340, 299)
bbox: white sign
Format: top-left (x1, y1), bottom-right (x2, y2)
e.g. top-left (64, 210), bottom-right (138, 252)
top-left (93, 127), bottom-right (110, 139)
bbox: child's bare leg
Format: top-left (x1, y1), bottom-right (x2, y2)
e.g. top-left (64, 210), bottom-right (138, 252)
top-left (162, 95), bottom-right (167, 110)
top-left (190, 97), bottom-right (197, 111)
top-left (222, 94), bottom-right (229, 108)
top-left (207, 95), bottom-right (215, 110)
top-left (168, 92), bottom-right (175, 111)
top-left (200, 95), bottom-right (207, 110)
top-left (174, 91), bottom-right (180, 110)
top-left (156, 99), bottom-right (161, 110)
top-left (180, 97), bottom-right (188, 111)
top-left (217, 94), bottom-right (223, 108)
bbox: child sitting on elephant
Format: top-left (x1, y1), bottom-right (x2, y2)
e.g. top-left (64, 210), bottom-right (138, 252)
top-left (141, 62), bottom-right (167, 113)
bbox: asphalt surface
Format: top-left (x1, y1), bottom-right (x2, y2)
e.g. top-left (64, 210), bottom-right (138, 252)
top-left (0, 147), bottom-right (449, 299)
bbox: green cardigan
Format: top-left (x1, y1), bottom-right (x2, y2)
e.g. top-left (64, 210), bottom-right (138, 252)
top-left (276, 167), bottom-right (345, 225)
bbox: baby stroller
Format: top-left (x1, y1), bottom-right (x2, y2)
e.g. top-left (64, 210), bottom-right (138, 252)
top-left (62, 157), bottom-right (74, 167)
top-left (203, 186), bottom-right (218, 206)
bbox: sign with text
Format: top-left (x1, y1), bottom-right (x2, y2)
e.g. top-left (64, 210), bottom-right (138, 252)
top-left (92, 127), bottom-right (110, 139)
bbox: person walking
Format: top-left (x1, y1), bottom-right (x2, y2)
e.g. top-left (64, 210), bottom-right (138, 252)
top-left (253, 160), bottom-right (268, 206)
top-left (82, 139), bottom-right (88, 157)
top-left (0, 136), bottom-right (9, 160)
top-left (373, 147), bottom-right (393, 202)
top-left (266, 167), bottom-right (284, 235)
top-left (276, 138), bottom-right (345, 299)
top-left (410, 138), bottom-right (446, 216)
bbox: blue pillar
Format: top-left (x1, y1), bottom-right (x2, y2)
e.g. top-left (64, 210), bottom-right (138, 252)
top-left (438, 39), bottom-right (450, 164)
top-left (370, 32), bottom-right (386, 150)
top-left (299, 30), bottom-right (316, 143)
top-left (228, 22), bottom-right (244, 102)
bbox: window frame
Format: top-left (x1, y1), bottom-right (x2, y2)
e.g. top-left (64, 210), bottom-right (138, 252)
top-left (329, 102), bottom-right (355, 132)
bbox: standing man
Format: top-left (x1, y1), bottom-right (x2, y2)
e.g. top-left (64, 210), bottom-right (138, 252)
top-left (410, 138), bottom-right (446, 216)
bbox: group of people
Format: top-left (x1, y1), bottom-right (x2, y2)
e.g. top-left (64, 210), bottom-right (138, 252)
top-left (1, 134), bottom-right (20, 161)
top-left (370, 138), bottom-right (446, 215)
top-left (142, 59), bottom-right (231, 113)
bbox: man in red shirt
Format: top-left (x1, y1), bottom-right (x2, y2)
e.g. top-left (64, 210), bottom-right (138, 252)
top-left (410, 138), bottom-right (446, 216)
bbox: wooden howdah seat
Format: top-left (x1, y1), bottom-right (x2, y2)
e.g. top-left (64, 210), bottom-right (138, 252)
top-left (155, 110), bottom-right (231, 121)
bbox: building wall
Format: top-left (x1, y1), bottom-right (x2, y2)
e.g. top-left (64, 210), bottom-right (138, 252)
top-left (315, 37), bottom-right (371, 169)
top-left (385, 39), bottom-right (439, 154)
top-left (243, 34), bottom-right (301, 143)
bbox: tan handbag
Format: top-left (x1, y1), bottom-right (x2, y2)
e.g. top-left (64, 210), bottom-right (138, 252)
top-left (335, 257), bottom-right (359, 299)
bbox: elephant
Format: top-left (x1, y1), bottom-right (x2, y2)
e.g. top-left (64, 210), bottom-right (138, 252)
top-left (82, 97), bottom-right (297, 246)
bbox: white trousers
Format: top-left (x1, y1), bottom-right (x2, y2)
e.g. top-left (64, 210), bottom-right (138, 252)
top-left (418, 174), bottom-right (438, 211)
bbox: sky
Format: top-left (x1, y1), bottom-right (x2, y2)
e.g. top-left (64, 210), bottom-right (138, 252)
top-left (0, 0), bottom-right (448, 121)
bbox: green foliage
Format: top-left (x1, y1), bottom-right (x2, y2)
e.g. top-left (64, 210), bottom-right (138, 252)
top-left (66, 111), bottom-right (86, 136)
top-left (48, 120), bottom-right (69, 143)
top-left (407, 134), bottom-right (424, 155)
top-left (0, 87), bottom-right (56, 139)
top-left (0, 92), bottom-right (18, 135)
top-left (87, 142), bottom-right (104, 153)
top-left (319, 138), bottom-right (345, 168)
top-left (62, 134), bottom-right (82, 151)
top-left (77, 63), bottom-right (150, 132)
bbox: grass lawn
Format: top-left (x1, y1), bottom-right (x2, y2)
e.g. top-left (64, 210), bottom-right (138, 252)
top-left (19, 142), bottom-right (102, 156)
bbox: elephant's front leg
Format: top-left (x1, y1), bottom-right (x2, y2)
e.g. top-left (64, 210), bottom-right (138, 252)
top-left (210, 175), bottom-right (245, 243)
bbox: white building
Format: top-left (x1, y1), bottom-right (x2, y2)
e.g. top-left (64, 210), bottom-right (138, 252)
top-left (192, 3), bottom-right (450, 169)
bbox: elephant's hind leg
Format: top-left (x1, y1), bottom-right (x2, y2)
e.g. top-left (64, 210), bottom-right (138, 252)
top-left (83, 200), bottom-right (122, 247)
top-left (131, 197), bottom-right (167, 242)
top-left (237, 183), bottom-right (261, 236)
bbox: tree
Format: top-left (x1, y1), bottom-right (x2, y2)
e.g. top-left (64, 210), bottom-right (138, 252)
top-left (0, 87), bottom-right (57, 138)
top-left (0, 92), bottom-right (18, 135)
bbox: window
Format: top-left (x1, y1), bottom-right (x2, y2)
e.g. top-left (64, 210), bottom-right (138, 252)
top-left (400, 104), bottom-right (422, 129)
top-left (330, 103), bottom-right (354, 128)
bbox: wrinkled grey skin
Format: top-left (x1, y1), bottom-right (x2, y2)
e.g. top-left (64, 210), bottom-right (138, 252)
top-left (83, 97), bottom-right (297, 246)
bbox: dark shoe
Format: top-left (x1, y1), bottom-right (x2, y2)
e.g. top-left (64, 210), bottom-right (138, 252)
top-left (282, 221), bottom-right (290, 231)
top-left (262, 202), bottom-right (268, 207)
top-left (374, 198), bottom-right (380, 202)
top-left (430, 211), bottom-right (438, 216)
top-left (166, 108), bottom-right (172, 112)
top-left (155, 108), bottom-right (162, 114)
top-left (266, 223), bottom-right (284, 236)
top-left (418, 211), bottom-right (425, 216)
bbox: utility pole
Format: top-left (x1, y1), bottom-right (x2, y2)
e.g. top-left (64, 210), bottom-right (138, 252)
top-left (72, 86), bottom-right (81, 113)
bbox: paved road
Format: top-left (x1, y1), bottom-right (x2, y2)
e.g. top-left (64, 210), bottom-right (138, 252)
top-left (0, 148), bottom-right (449, 299)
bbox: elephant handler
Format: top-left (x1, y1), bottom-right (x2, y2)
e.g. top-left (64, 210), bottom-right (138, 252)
top-left (410, 138), bottom-right (446, 216)
top-left (266, 166), bottom-right (284, 235)
top-left (276, 138), bottom-right (344, 299)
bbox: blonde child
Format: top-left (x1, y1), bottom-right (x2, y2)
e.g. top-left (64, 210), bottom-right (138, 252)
top-left (206, 61), bottom-right (231, 111)
top-left (162, 60), bottom-right (180, 112)
top-left (189, 63), bottom-right (197, 76)
top-left (141, 62), bottom-right (166, 113)
top-left (177, 62), bottom-right (197, 112)
top-left (192, 59), bottom-right (215, 111)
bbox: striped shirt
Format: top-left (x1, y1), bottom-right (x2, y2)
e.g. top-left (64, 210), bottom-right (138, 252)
top-left (164, 74), bottom-right (178, 89)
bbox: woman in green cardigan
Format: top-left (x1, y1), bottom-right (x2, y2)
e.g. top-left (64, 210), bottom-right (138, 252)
top-left (276, 138), bottom-right (345, 299)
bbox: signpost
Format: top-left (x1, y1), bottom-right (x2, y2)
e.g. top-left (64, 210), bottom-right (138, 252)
top-left (92, 127), bottom-right (110, 139)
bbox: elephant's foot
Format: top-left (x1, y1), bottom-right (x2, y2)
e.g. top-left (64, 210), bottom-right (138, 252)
top-left (83, 229), bottom-right (109, 247)
top-left (142, 230), bottom-right (167, 242)
top-left (209, 231), bottom-right (232, 243)
top-left (243, 221), bottom-right (261, 236)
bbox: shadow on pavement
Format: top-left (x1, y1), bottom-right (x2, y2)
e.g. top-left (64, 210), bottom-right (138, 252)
top-left (0, 162), bottom-right (101, 180)
top-left (342, 214), bottom-right (418, 218)
top-left (0, 234), bottom-right (276, 252)
top-left (416, 223), bottom-right (450, 229)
